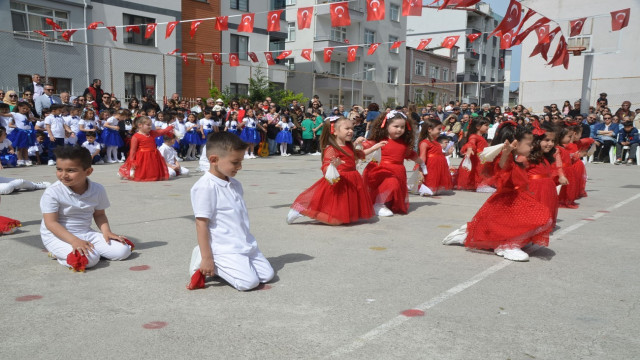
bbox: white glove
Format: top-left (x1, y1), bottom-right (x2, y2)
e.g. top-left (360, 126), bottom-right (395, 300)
top-left (420, 164), bottom-right (428, 175)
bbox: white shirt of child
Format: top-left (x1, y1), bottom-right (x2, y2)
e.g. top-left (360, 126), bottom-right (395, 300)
top-left (35, 120), bottom-right (45, 130)
top-left (44, 114), bottom-right (66, 138)
top-left (200, 118), bottom-right (215, 131)
top-left (0, 138), bottom-right (12, 151)
top-left (11, 112), bottom-right (31, 131)
top-left (243, 117), bottom-right (256, 128)
top-left (191, 172), bottom-right (258, 255)
top-left (40, 180), bottom-right (110, 237)
top-left (278, 121), bottom-right (292, 131)
top-left (1, 116), bottom-right (12, 134)
top-left (225, 120), bottom-right (238, 130)
top-left (78, 119), bottom-right (96, 131)
top-left (82, 140), bottom-right (101, 155)
top-left (28, 142), bottom-right (43, 157)
top-left (154, 120), bottom-right (165, 130)
top-left (158, 143), bottom-right (178, 166)
top-left (185, 122), bottom-right (198, 132)
top-left (64, 115), bottom-right (81, 133)
top-left (105, 116), bottom-right (119, 127)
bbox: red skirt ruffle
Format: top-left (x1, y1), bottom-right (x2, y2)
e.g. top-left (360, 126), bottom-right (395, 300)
top-left (425, 155), bottom-right (453, 192)
top-left (456, 155), bottom-right (483, 191)
top-left (0, 216), bottom-right (21, 234)
top-left (529, 178), bottom-right (559, 229)
top-left (573, 160), bottom-right (587, 198)
top-left (118, 150), bottom-right (169, 182)
top-left (291, 170), bottom-right (373, 225)
top-left (559, 165), bottom-right (578, 207)
top-left (465, 190), bottom-right (552, 250)
top-left (363, 162), bottom-right (409, 214)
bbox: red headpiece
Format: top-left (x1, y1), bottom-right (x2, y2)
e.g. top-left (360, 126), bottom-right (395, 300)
top-left (327, 115), bottom-right (341, 134)
top-left (497, 120), bottom-right (518, 131)
top-left (531, 120), bottom-right (546, 136)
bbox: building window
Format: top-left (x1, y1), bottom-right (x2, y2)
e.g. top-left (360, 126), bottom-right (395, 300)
top-left (330, 60), bottom-right (346, 77)
top-left (125, 73), bottom-right (156, 100)
top-left (230, 34), bottom-right (249, 60)
top-left (414, 88), bottom-right (424, 103)
top-left (230, 0), bottom-right (249, 11)
top-left (271, 0), bottom-right (286, 10)
top-left (287, 22), bottom-right (296, 42)
top-left (415, 60), bottom-right (426, 76)
top-left (364, 29), bottom-right (375, 44)
top-left (363, 96), bottom-right (374, 108)
top-left (389, 35), bottom-right (399, 54)
top-left (123, 14), bottom-right (155, 46)
top-left (387, 67), bottom-right (398, 84)
top-left (269, 38), bottom-right (285, 63)
top-left (10, 1), bottom-right (69, 42)
top-left (363, 63), bottom-right (375, 81)
top-left (284, 58), bottom-right (295, 76)
top-left (429, 65), bottom-right (439, 79)
top-left (441, 68), bottom-right (448, 81)
top-left (427, 91), bottom-right (436, 103)
top-left (390, 4), bottom-right (400, 22)
top-left (329, 94), bottom-right (343, 109)
top-left (330, 26), bottom-right (347, 42)
top-left (285, 0), bottom-right (296, 5)
top-left (230, 83), bottom-right (249, 96)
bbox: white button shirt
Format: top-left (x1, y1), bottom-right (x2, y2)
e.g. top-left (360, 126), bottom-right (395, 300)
top-left (191, 172), bottom-right (258, 255)
top-left (44, 114), bottom-right (66, 138)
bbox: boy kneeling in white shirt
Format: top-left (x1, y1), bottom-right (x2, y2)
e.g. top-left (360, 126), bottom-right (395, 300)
top-left (159, 134), bottom-right (189, 177)
top-left (188, 132), bottom-right (274, 291)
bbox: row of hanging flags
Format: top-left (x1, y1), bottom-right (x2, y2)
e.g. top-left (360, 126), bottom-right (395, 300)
top-left (33, 0), bottom-right (630, 70)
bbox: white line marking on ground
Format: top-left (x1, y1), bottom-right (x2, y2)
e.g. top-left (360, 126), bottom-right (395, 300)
top-left (328, 192), bottom-right (640, 358)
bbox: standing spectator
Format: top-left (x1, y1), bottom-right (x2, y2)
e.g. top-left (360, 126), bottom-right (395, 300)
top-left (20, 90), bottom-right (39, 118)
top-left (615, 101), bottom-right (633, 120)
top-left (562, 100), bottom-right (572, 115)
top-left (141, 96), bottom-right (160, 113)
top-left (265, 105), bottom-right (280, 155)
top-left (434, 105), bottom-right (446, 121)
top-left (568, 100), bottom-right (582, 118)
top-left (164, 92), bottom-right (180, 111)
top-left (35, 83), bottom-right (61, 117)
top-left (83, 79), bottom-right (105, 108)
top-left (365, 102), bottom-right (380, 137)
top-left (25, 74), bottom-right (44, 99)
top-left (190, 97), bottom-right (204, 115)
top-left (597, 92), bottom-right (608, 106)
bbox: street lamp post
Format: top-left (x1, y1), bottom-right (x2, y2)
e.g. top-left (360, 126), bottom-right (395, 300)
top-left (351, 68), bottom-right (375, 106)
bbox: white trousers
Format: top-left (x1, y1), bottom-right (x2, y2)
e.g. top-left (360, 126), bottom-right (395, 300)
top-left (43, 230), bottom-right (132, 269)
top-left (0, 177), bottom-right (37, 195)
top-left (168, 166), bottom-right (190, 178)
top-left (189, 246), bottom-right (274, 291)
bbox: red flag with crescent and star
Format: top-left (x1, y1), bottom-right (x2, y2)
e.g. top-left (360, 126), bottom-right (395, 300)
top-left (211, 53), bottom-right (223, 65)
top-left (569, 18), bottom-right (587, 37)
top-left (297, 7), bottom-right (313, 29)
top-left (402, 0), bottom-right (422, 16)
top-left (45, 18), bottom-right (62, 31)
top-left (347, 46), bottom-right (358, 62)
top-left (441, 36), bottom-right (460, 49)
top-left (500, 29), bottom-right (517, 49)
top-left (165, 21), bottom-right (178, 39)
top-left (548, 35), bottom-right (569, 69)
top-left (237, 13), bottom-right (255, 33)
top-left (366, 0), bottom-right (385, 21)
top-left (301, 49), bottom-right (312, 61)
top-left (215, 16), bottom-right (229, 31)
top-left (145, 23), bottom-right (157, 39)
top-left (190, 21), bottom-right (202, 38)
top-left (264, 52), bottom-right (276, 66)
top-left (368, 43), bottom-right (381, 55)
top-left (330, 2), bottom-right (351, 27)
top-left (324, 48), bottom-right (334, 63)
top-left (87, 22), bottom-right (103, 30)
top-left (277, 50), bottom-right (292, 60)
top-left (391, 40), bottom-right (404, 49)
top-left (610, 8), bottom-right (630, 31)
top-left (229, 53), bottom-right (240, 67)
top-left (248, 52), bottom-right (259, 63)
top-left (198, 53), bottom-right (205, 64)
top-left (512, 17), bottom-right (550, 46)
top-left (489, 0), bottom-right (521, 37)
top-left (467, 33), bottom-right (481, 43)
top-left (61, 29), bottom-right (77, 41)
top-left (530, 26), bottom-right (559, 61)
top-left (417, 38), bottom-right (432, 50)
top-left (267, 10), bottom-right (283, 32)
top-left (106, 26), bottom-right (117, 41)
top-left (125, 25), bottom-right (140, 34)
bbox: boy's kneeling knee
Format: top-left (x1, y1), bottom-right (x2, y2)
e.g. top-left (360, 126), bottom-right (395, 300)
top-left (233, 276), bottom-right (260, 291)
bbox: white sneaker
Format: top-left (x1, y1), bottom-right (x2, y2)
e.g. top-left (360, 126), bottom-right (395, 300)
top-left (25, 160), bottom-right (33, 166)
top-left (118, 158), bottom-right (125, 163)
top-left (17, 160), bottom-right (25, 167)
top-left (96, 159), bottom-right (105, 165)
top-left (442, 224), bottom-right (467, 245)
top-left (33, 182), bottom-right (51, 190)
top-left (374, 204), bottom-right (394, 217)
top-left (311, 152), bottom-right (321, 156)
top-left (418, 184), bottom-right (434, 197)
top-left (250, 155), bottom-right (257, 159)
top-left (287, 209), bottom-right (303, 224)
top-left (106, 159), bottom-right (117, 164)
top-left (47, 160), bottom-right (56, 166)
top-left (494, 247), bottom-right (529, 261)
top-left (244, 154), bottom-right (251, 159)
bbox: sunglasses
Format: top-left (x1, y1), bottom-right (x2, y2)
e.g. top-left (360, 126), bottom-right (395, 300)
top-left (9, 95), bottom-right (17, 98)
top-left (23, 93), bottom-right (32, 96)
top-left (45, 88), bottom-right (53, 91)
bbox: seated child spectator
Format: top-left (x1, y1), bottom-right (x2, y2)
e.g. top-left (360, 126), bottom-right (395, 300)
top-left (82, 132), bottom-right (104, 164)
top-left (615, 120), bottom-right (639, 165)
top-left (159, 133), bottom-right (189, 177)
top-left (40, 146), bottom-right (132, 271)
top-left (28, 131), bottom-right (46, 165)
top-left (0, 126), bottom-right (17, 168)
top-left (188, 132), bottom-right (274, 291)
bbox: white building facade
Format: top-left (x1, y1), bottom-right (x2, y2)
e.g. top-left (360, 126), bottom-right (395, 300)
top-left (284, 0), bottom-right (407, 109)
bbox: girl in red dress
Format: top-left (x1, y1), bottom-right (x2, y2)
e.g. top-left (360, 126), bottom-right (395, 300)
top-left (456, 117), bottom-right (490, 191)
top-left (569, 123), bottom-right (592, 199)
top-left (526, 121), bottom-right (560, 229)
top-left (556, 126), bottom-right (579, 208)
top-left (442, 122), bottom-right (553, 262)
top-left (118, 116), bottom-right (174, 182)
top-left (288, 116), bottom-right (385, 225)
top-left (362, 111), bottom-right (426, 217)
top-left (417, 118), bottom-right (453, 194)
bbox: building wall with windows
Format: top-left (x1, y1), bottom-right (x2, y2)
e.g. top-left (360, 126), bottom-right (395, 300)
top-left (404, 47), bottom-right (457, 106)
top-left (285, 0), bottom-right (407, 108)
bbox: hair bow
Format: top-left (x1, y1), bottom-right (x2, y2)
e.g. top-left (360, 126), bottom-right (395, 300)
top-left (564, 120), bottom-right (578, 127)
top-left (497, 120), bottom-right (518, 131)
top-left (532, 121), bottom-right (545, 136)
top-left (382, 110), bottom-right (409, 130)
top-left (327, 115), bottom-right (340, 134)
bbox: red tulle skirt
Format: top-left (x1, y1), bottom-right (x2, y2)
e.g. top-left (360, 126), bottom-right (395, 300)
top-left (291, 170), bottom-right (373, 225)
top-left (456, 155), bottom-right (483, 191)
top-left (118, 149), bottom-right (169, 182)
top-left (528, 177), bottom-right (559, 229)
top-left (0, 216), bottom-right (21, 234)
top-left (363, 162), bottom-right (409, 214)
top-left (572, 160), bottom-right (587, 198)
top-left (425, 154), bottom-right (453, 193)
top-left (558, 165), bottom-right (578, 207)
top-left (465, 190), bottom-right (552, 250)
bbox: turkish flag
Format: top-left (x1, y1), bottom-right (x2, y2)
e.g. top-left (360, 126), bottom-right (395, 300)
top-left (267, 10), bottom-right (283, 32)
top-left (168, 49), bottom-right (179, 55)
top-left (514, 8), bottom-right (536, 36)
top-left (441, 36), bottom-right (460, 49)
top-left (467, 33), bottom-right (481, 43)
top-left (530, 26), bottom-right (559, 61)
top-left (512, 17), bottom-right (550, 46)
top-left (215, 16), bottom-right (229, 31)
top-left (489, 0), bottom-right (521, 37)
top-left (347, 46), bottom-right (358, 62)
top-left (190, 20), bottom-right (203, 38)
top-left (366, 0), bottom-right (385, 21)
top-left (297, 7), bottom-right (313, 29)
top-left (264, 52), bottom-right (276, 66)
top-left (330, 2), bottom-right (351, 27)
top-left (611, 8), bottom-right (630, 31)
top-left (540, 26), bottom-right (560, 44)
top-left (182, 54), bottom-right (189, 66)
top-left (391, 41), bottom-right (404, 50)
top-left (145, 23), bottom-right (157, 39)
top-left (535, 24), bottom-right (550, 43)
top-left (500, 30), bottom-right (516, 49)
top-left (211, 53), bottom-right (223, 65)
top-left (548, 35), bottom-right (569, 69)
top-left (61, 29), bottom-right (77, 41)
top-left (87, 22), bottom-right (103, 30)
top-left (229, 53), bottom-right (240, 67)
top-left (34, 30), bottom-right (48, 37)
top-left (165, 21), bottom-right (178, 39)
top-left (248, 52), bottom-right (259, 63)
top-left (238, 13), bottom-right (255, 33)
top-left (106, 26), bottom-right (117, 41)
top-left (500, 57), bottom-right (504, 69)
top-left (45, 18), bottom-right (62, 31)
top-left (324, 48), bottom-right (334, 63)
top-left (277, 50), bottom-right (292, 60)
top-left (367, 43), bottom-right (381, 55)
top-left (301, 49), bottom-right (312, 61)
top-left (455, 0), bottom-right (481, 7)
top-left (402, 0), bottom-right (422, 16)
top-left (569, 18), bottom-right (586, 37)
top-left (125, 25), bottom-right (140, 34)
top-left (416, 38), bottom-right (432, 50)
top-left (198, 53), bottom-right (205, 64)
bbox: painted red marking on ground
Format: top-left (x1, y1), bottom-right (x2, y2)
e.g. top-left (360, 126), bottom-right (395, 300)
top-left (401, 309), bottom-right (425, 317)
top-left (16, 295), bottom-right (43, 302)
top-left (431, 196), bottom-right (441, 199)
top-left (120, 181), bottom-right (128, 184)
top-left (129, 265), bottom-right (150, 271)
top-left (142, 321), bottom-right (167, 329)
top-left (41, 249), bottom-right (48, 253)
top-left (597, 210), bottom-right (610, 213)
top-left (250, 184), bottom-right (259, 186)
top-left (582, 218), bottom-right (595, 221)
top-left (256, 284), bottom-right (272, 290)
top-left (268, 192), bottom-right (278, 194)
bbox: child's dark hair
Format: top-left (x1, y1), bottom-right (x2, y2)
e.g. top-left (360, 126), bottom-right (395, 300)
top-left (418, 118), bottom-right (443, 142)
top-left (35, 130), bottom-right (46, 139)
top-left (436, 134), bottom-right (451, 144)
top-left (555, 124), bottom-right (571, 146)
top-left (490, 122), bottom-right (532, 146)
top-left (206, 131), bottom-right (248, 157)
top-left (49, 104), bottom-right (64, 111)
top-left (0, 103), bottom-right (10, 112)
top-left (320, 117), bottom-right (354, 158)
top-left (527, 121), bottom-right (556, 164)
top-left (465, 117), bottom-right (490, 141)
top-left (0, 126), bottom-right (6, 137)
top-left (54, 146), bottom-right (92, 169)
top-left (163, 133), bottom-right (176, 142)
top-left (41, 109), bottom-right (52, 119)
top-left (16, 101), bottom-right (31, 109)
top-left (85, 131), bottom-right (96, 138)
top-left (369, 112), bottom-right (416, 148)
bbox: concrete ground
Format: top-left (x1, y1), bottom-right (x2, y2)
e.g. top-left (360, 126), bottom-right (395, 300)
top-left (1, 155), bottom-right (639, 359)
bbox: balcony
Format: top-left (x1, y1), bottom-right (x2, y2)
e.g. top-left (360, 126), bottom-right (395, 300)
top-left (464, 50), bottom-right (480, 61)
top-left (458, 72), bottom-right (479, 82)
top-left (313, 38), bottom-right (353, 56)
top-left (315, 1), bottom-right (365, 22)
top-left (314, 74), bottom-right (362, 90)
